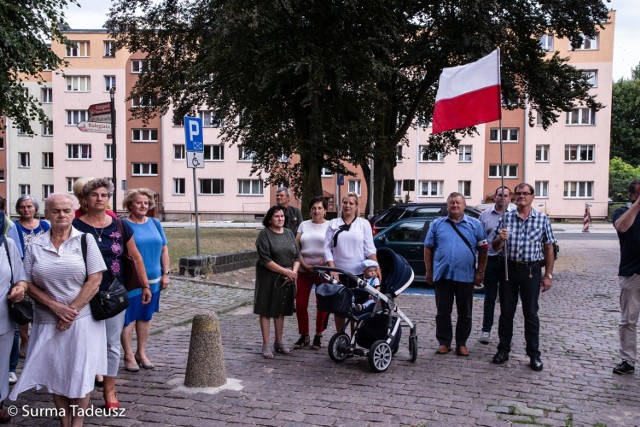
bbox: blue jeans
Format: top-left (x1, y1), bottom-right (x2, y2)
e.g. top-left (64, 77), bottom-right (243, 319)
top-left (481, 256), bottom-right (502, 333)
top-left (9, 325), bottom-right (19, 372)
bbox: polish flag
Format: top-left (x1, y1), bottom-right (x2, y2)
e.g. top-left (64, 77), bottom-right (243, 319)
top-left (432, 50), bottom-right (501, 133)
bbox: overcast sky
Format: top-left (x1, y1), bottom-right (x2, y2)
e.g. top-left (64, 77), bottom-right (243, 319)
top-left (65, 0), bottom-right (638, 81)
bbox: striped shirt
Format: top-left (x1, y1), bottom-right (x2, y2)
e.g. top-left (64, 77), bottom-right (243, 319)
top-left (496, 208), bottom-right (556, 262)
top-left (24, 227), bottom-right (106, 322)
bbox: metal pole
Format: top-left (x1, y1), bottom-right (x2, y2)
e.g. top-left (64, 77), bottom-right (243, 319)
top-left (192, 167), bottom-right (201, 255)
top-left (109, 87), bottom-right (117, 211)
top-left (495, 48), bottom-right (508, 281)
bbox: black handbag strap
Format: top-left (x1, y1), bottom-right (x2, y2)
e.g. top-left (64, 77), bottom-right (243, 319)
top-left (446, 219), bottom-right (476, 263)
top-left (4, 241), bottom-right (14, 288)
top-left (81, 233), bottom-right (88, 282)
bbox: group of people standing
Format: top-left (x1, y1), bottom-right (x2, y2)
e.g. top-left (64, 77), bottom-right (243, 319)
top-left (253, 188), bottom-right (378, 359)
top-left (0, 179), bottom-right (170, 426)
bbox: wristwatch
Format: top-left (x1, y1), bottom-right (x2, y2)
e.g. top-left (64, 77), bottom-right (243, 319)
top-left (545, 273), bottom-right (553, 279)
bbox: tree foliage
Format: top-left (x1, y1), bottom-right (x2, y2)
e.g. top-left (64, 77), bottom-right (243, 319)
top-left (107, 0), bottom-right (609, 211)
top-left (609, 157), bottom-right (640, 202)
top-left (611, 64), bottom-right (640, 166)
top-left (0, 0), bottom-right (78, 134)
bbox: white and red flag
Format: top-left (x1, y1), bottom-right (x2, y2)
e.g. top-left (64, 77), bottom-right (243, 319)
top-left (432, 49), bottom-right (501, 133)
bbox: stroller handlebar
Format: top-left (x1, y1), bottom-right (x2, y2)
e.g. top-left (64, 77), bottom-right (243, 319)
top-left (313, 266), bottom-right (361, 284)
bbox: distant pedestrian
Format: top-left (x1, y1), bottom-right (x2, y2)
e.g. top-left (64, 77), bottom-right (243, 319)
top-left (424, 192), bottom-right (488, 357)
top-left (491, 183), bottom-right (556, 371)
top-left (477, 186), bottom-right (513, 344)
top-left (275, 187), bottom-right (304, 234)
top-left (611, 179), bottom-right (640, 375)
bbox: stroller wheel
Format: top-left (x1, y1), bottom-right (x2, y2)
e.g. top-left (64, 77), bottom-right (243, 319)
top-left (409, 335), bottom-right (418, 363)
top-left (368, 340), bottom-right (392, 373)
top-left (328, 333), bottom-right (351, 362)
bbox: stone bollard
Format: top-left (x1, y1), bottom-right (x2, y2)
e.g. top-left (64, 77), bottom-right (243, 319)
top-left (184, 312), bottom-right (227, 388)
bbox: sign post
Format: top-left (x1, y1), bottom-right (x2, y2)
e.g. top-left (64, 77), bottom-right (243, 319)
top-left (184, 116), bottom-right (204, 255)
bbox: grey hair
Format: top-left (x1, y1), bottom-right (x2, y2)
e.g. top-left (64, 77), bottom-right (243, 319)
top-left (82, 178), bottom-right (114, 199)
top-left (276, 187), bottom-right (290, 197)
top-left (44, 193), bottom-right (79, 211)
top-left (15, 195), bottom-right (40, 214)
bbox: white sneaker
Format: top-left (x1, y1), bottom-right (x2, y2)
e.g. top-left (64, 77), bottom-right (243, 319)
top-left (478, 331), bottom-right (491, 344)
top-left (8, 371), bottom-right (17, 385)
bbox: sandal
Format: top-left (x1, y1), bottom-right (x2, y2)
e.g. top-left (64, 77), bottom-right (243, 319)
top-left (293, 335), bottom-right (310, 349)
top-left (311, 335), bottom-right (322, 350)
top-left (273, 342), bottom-right (291, 354)
top-left (262, 344), bottom-right (274, 359)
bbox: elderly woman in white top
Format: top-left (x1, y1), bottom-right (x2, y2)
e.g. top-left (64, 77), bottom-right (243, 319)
top-left (0, 237), bottom-right (28, 424)
top-left (324, 192), bottom-right (378, 330)
top-left (9, 193), bottom-right (107, 427)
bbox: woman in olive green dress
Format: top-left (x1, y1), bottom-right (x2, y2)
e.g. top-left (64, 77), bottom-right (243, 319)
top-left (254, 205), bottom-right (300, 359)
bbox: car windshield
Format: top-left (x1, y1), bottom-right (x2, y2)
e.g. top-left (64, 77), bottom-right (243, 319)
top-left (385, 221), bottom-right (429, 242)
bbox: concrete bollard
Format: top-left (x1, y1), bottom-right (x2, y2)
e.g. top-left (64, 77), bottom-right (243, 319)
top-left (184, 312), bottom-right (227, 388)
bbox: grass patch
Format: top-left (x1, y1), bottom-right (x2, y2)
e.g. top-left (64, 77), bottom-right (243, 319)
top-left (164, 227), bottom-right (260, 272)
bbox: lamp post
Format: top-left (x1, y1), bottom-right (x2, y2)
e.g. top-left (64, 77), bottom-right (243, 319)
top-left (109, 87), bottom-right (117, 209)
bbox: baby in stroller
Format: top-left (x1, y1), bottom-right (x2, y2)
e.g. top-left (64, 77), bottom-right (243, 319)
top-left (352, 259), bottom-right (381, 315)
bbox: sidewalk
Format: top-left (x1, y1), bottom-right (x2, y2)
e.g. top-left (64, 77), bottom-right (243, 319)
top-left (8, 237), bottom-right (640, 426)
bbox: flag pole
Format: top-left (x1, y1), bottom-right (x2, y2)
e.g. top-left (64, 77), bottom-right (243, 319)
top-left (496, 48), bottom-right (509, 282)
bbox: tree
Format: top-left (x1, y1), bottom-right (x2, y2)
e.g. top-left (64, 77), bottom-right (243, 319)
top-left (609, 157), bottom-right (640, 202)
top-left (107, 0), bottom-right (609, 212)
top-left (611, 64), bottom-right (640, 165)
top-left (0, 0), bottom-right (78, 134)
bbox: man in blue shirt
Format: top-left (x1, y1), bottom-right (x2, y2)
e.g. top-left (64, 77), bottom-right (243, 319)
top-left (424, 192), bottom-right (488, 357)
top-left (611, 179), bottom-right (640, 375)
top-left (491, 183), bottom-right (555, 371)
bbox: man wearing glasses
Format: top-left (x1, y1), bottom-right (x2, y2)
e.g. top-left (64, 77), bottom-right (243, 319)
top-left (490, 183), bottom-right (556, 371)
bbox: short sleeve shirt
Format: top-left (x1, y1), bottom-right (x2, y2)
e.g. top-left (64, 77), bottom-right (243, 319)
top-left (613, 206), bottom-right (640, 276)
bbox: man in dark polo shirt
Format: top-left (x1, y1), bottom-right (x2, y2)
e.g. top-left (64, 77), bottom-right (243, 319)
top-left (491, 182), bottom-right (556, 371)
top-left (275, 187), bottom-right (304, 234)
top-left (611, 179), bottom-right (640, 375)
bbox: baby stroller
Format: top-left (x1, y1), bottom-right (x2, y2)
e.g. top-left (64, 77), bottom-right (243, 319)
top-left (314, 247), bottom-right (417, 372)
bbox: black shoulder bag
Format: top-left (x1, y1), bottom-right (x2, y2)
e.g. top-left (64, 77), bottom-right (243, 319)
top-left (5, 242), bottom-right (33, 325)
top-left (446, 219), bottom-right (477, 265)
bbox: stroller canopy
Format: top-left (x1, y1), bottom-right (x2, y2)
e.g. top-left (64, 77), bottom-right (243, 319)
top-left (377, 247), bottom-right (414, 297)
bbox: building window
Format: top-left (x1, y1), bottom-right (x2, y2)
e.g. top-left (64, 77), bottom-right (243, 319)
top-left (394, 180), bottom-right (402, 198)
top-left (17, 125), bottom-right (28, 135)
top-left (173, 178), bottom-right (186, 195)
top-left (277, 153), bottom-right (290, 163)
top-left (42, 121), bottom-right (53, 136)
top-left (348, 180), bottom-right (362, 196)
top-left (535, 181), bottom-right (549, 198)
top-left (42, 184), bottom-right (54, 199)
top-left (583, 70), bottom-right (598, 87)
top-left (458, 181), bottom-right (471, 197)
top-left (540, 34), bottom-right (553, 51)
top-left (103, 41), bottom-right (115, 57)
top-left (0, 170), bottom-right (4, 182)
top-left (566, 107), bottom-right (595, 125)
top-left (199, 178), bottom-right (224, 195)
top-left (66, 41), bottom-right (89, 57)
top-left (419, 145), bottom-right (444, 162)
top-left (489, 164), bottom-right (518, 178)
top-left (238, 179), bottom-right (263, 195)
top-left (19, 184), bottom-right (31, 196)
top-left (321, 168), bottom-right (333, 177)
top-left (571, 33), bottom-right (598, 51)
top-left (204, 145), bottom-right (224, 161)
top-left (173, 145), bottom-right (185, 160)
top-left (18, 152), bottom-right (30, 168)
top-left (238, 147), bottom-right (255, 161)
top-left (535, 145), bottom-right (549, 162)
top-left (0, 137), bottom-right (4, 149)
top-left (396, 146), bottom-right (404, 162)
top-left (66, 110), bottom-right (89, 125)
top-left (458, 145), bottom-right (472, 163)
top-left (419, 180), bottom-right (443, 197)
top-left (41, 88), bottom-right (53, 103)
top-left (131, 95), bottom-right (155, 108)
top-left (66, 177), bottom-right (77, 193)
top-left (42, 152), bottom-right (53, 168)
top-left (65, 76), bottom-right (91, 92)
top-left (105, 144), bottom-right (113, 160)
top-left (132, 163), bottom-right (158, 176)
top-left (490, 128), bottom-right (519, 143)
top-left (564, 181), bottom-right (593, 198)
top-left (564, 144), bottom-right (594, 162)
top-left (172, 115), bottom-right (184, 126)
top-left (131, 60), bottom-right (150, 73)
top-left (132, 128), bottom-right (158, 142)
top-left (200, 110), bottom-right (224, 128)
top-left (67, 144), bottom-right (92, 160)
top-left (104, 75), bottom-right (116, 91)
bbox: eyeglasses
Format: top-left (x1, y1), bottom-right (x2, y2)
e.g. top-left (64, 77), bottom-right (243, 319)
top-left (514, 192), bottom-right (532, 196)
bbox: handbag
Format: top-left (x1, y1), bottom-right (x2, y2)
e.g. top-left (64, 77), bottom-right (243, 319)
top-left (115, 217), bottom-right (145, 291)
top-left (82, 233), bottom-right (129, 320)
top-left (5, 241), bottom-right (33, 325)
top-left (316, 282), bottom-right (352, 317)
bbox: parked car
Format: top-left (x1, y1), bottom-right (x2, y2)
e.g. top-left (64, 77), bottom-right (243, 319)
top-left (373, 217), bottom-right (484, 292)
top-left (370, 202), bottom-right (482, 235)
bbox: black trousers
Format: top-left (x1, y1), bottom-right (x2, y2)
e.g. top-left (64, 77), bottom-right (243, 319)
top-left (497, 262), bottom-right (542, 357)
top-left (434, 279), bottom-right (474, 347)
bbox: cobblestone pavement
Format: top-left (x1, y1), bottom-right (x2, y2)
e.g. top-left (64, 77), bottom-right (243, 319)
top-left (8, 234), bottom-right (640, 426)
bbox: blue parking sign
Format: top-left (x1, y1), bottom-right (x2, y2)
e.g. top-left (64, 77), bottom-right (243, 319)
top-left (184, 117), bottom-right (204, 152)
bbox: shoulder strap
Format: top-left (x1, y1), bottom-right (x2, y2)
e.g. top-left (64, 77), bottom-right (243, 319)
top-left (81, 233), bottom-right (88, 282)
top-left (446, 219), bottom-right (476, 262)
top-left (4, 241), bottom-right (14, 287)
top-left (115, 217), bottom-right (129, 255)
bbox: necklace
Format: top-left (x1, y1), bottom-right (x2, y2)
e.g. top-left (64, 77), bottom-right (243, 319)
top-left (91, 216), bottom-right (108, 242)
